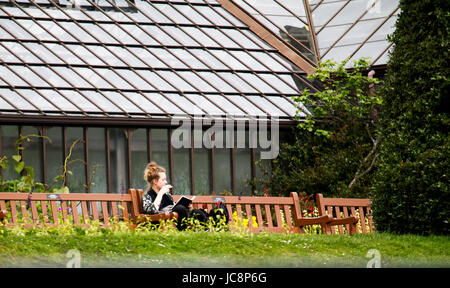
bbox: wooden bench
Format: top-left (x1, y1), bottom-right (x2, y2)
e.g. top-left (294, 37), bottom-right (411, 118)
top-left (316, 193), bottom-right (374, 234)
top-left (0, 192), bottom-right (134, 228)
top-left (0, 190), bottom-right (374, 235)
top-left (129, 189), bottom-right (332, 233)
top-left (128, 188), bottom-right (179, 226)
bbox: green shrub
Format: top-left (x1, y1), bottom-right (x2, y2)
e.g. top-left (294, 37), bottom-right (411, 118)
top-left (253, 58), bottom-right (381, 198)
top-left (371, 0), bottom-right (449, 235)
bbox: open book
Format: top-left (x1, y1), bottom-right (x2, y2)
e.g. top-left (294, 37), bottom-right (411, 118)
top-left (174, 195), bottom-right (196, 209)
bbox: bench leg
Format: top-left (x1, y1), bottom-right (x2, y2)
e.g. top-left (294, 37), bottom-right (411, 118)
top-left (348, 222), bottom-right (358, 234)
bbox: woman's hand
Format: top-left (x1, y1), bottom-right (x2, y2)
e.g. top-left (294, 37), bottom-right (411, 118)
top-left (159, 184), bottom-right (173, 195)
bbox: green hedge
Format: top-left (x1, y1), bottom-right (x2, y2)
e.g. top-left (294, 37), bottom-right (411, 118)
top-left (371, 0), bottom-right (449, 235)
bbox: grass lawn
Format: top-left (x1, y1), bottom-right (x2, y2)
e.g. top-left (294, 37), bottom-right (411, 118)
top-left (0, 230), bottom-right (448, 268)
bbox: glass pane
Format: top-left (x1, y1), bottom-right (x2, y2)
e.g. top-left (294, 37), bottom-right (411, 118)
top-left (255, 146), bottom-right (272, 195)
top-left (184, 94), bottom-right (224, 116)
top-left (45, 127), bottom-right (63, 188)
top-left (267, 96), bottom-right (298, 117)
top-left (88, 127), bottom-right (107, 194)
top-left (0, 94), bottom-right (14, 110)
top-left (367, 14), bottom-right (398, 42)
top-left (235, 129), bottom-right (252, 195)
top-left (361, 0), bottom-right (399, 20)
top-left (312, 1), bottom-right (349, 27)
top-left (327, 0), bottom-right (369, 26)
top-left (166, 94), bottom-right (204, 115)
top-left (336, 18), bottom-right (386, 47)
top-left (123, 92), bottom-right (165, 114)
top-left (53, 67), bottom-right (93, 88)
top-left (171, 128), bottom-right (191, 195)
top-left (208, 94), bottom-right (246, 116)
top-left (322, 44), bottom-right (360, 63)
top-left (1, 125), bottom-right (19, 181)
top-left (193, 135), bottom-right (211, 195)
top-left (131, 129), bottom-right (148, 190)
top-left (59, 90), bottom-right (103, 113)
top-left (177, 72), bottom-right (216, 93)
top-left (2, 42), bottom-right (41, 63)
top-left (22, 126), bottom-right (43, 183)
top-left (101, 91), bottom-right (143, 113)
top-left (66, 127), bottom-right (86, 193)
top-left (109, 128), bottom-right (128, 194)
top-left (210, 4), bottom-right (246, 27)
top-left (317, 24), bottom-right (352, 49)
top-left (372, 45), bottom-right (392, 65)
top-left (151, 128), bottom-right (170, 184)
top-left (182, 27), bottom-right (218, 47)
top-left (248, 95), bottom-right (288, 117)
top-left (230, 95), bottom-right (265, 116)
top-left (16, 89), bottom-right (59, 111)
top-left (144, 92), bottom-right (184, 115)
top-left (347, 40), bottom-right (390, 66)
top-left (214, 150), bottom-right (231, 195)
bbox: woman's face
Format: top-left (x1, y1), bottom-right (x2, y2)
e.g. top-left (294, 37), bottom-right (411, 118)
top-left (152, 172), bottom-right (168, 192)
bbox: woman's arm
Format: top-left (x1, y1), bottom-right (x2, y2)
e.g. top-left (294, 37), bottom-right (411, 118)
top-left (143, 185), bottom-right (173, 214)
top-left (142, 193), bottom-right (159, 214)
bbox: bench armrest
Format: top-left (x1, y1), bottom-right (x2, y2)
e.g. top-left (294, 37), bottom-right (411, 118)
top-left (295, 215), bottom-right (332, 227)
top-left (328, 216), bottom-right (358, 225)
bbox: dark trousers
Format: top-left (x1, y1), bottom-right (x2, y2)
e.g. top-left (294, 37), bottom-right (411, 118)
top-left (171, 206), bottom-right (209, 231)
top-left (171, 205), bottom-right (189, 231)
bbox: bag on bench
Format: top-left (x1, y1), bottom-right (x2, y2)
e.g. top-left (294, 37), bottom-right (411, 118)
top-left (208, 201), bottom-right (229, 226)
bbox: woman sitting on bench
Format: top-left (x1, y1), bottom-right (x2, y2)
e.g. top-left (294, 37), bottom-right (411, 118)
top-left (142, 161), bottom-right (206, 231)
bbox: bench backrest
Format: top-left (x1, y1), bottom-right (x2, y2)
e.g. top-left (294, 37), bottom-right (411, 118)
top-left (129, 189), bottom-right (303, 233)
top-left (0, 192), bottom-right (133, 228)
top-left (316, 193), bottom-right (374, 234)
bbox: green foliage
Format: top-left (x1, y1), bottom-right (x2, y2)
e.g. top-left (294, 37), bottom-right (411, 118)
top-left (255, 58), bottom-right (381, 198)
top-left (294, 58), bottom-right (381, 137)
top-left (371, 0), bottom-right (450, 235)
top-left (0, 134), bottom-right (84, 194)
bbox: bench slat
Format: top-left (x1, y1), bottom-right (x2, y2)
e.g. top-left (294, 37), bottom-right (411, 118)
top-left (342, 206), bottom-right (350, 232)
top-left (102, 201), bottom-right (109, 226)
top-left (255, 204), bottom-right (263, 228)
top-left (274, 205), bottom-right (282, 228)
top-left (0, 200), bottom-right (7, 223)
top-left (41, 201), bottom-right (49, 224)
top-left (283, 205), bottom-right (293, 228)
top-left (92, 202), bottom-right (99, 221)
top-left (226, 204), bottom-right (233, 223)
top-left (71, 201), bottom-right (80, 225)
top-left (335, 206), bottom-right (344, 234)
top-left (264, 205), bottom-right (273, 228)
top-left (236, 204), bottom-right (242, 219)
top-left (30, 201), bottom-right (39, 224)
top-left (81, 201), bottom-right (89, 224)
top-left (245, 204), bottom-right (253, 227)
top-left (359, 207), bottom-right (367, 234)
top-left (20, 200), bottom-right (28, 221)
top-left (121, 201), bottom-right (130, 222)
top-left (111, 201), bottom-right (119, 222)
top-left (0, 200), bottom-right (6, 212)
top-left (50, 201), bottom-right (59, 224)
top-left (319, 197), bottom-right (371, 207)
top-left (366, 207), bottom-right (374, 233)
top-left (61, 201), bottom-right (68, 222)
top-left (8, 202), bottom-right (15, 223)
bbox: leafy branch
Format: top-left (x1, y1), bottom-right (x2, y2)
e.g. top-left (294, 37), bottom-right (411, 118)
top-left (292, 58), bottom-right (382, 191)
